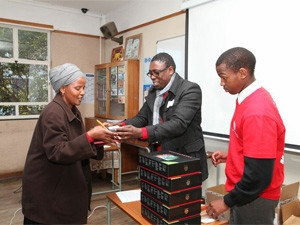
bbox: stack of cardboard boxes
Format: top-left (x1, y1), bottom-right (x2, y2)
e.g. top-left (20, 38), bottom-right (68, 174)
top-left (139, 150), bottom-right (202, 224)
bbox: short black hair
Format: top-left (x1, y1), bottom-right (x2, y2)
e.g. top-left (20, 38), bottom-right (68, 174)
top-left (216, 47), bottom-right (256, 75)
top-left (151, 52), bottom-right (176, 72)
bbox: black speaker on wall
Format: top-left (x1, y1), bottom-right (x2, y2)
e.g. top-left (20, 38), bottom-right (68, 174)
top-left (100, 22), bottom-right (123, 45)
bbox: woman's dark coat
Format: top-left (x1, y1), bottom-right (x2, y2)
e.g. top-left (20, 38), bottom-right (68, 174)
top-left (22, 94), bottom-right (98, 224)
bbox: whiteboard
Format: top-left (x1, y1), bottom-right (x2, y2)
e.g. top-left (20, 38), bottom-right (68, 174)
top-left (187, 0), bottom-right (300, 151)
top-left (156, 35), bottom-right (185, 78)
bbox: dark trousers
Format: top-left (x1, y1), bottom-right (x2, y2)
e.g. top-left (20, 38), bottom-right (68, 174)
top-left (229, 197), bottom-right (278, 225)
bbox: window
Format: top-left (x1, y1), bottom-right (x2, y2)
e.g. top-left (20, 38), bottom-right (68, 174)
top-left (0, 24), bottom-right (50, 119)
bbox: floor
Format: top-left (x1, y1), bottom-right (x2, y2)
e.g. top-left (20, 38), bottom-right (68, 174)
top-left (0, 172), bottom-right (140, 225)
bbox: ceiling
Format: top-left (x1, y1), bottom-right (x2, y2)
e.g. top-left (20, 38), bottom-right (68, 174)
top-left (28, 0), bottom-right (134, 16)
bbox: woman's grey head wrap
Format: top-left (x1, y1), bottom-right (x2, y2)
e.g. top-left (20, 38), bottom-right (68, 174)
top-left (49, 63), bottom-right (85, 93)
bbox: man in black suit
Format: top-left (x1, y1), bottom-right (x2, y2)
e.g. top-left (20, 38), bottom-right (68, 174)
top-left (115, 52), bottom-right (208, 181)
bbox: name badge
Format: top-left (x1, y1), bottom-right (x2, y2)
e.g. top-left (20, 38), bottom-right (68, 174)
top-left (167, 99), bottom-right (174, 108)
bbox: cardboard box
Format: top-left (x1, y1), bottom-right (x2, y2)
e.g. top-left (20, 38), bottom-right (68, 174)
top-left (206, 182), bottom-right (300, 224)
top-left (205, 184), bottom-right (230, 221)
top-left (139, 166), bottom-right (202, 192)
top-left (141, 191), bottom-right (201, 220)
top-left (138, 150), bottom-right (201, 177)
top-left (277, 182), bottom-right (299, 225)
top-left (282, 199), bottom-right (300, 225)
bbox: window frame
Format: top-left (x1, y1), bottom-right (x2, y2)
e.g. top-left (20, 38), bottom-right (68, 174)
top-left (0, 23), bottom-right (51, 120)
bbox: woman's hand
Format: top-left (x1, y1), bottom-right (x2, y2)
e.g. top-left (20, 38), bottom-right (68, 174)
top-left (87, 126), bottom-right (119, 143)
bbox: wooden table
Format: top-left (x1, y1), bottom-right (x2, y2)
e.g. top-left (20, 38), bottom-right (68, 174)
top-left (106, 192), bottom-right (228, 225)
top-left (106, 191), bottom-right (151, 225)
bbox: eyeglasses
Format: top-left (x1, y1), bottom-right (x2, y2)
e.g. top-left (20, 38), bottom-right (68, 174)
top-left (146, 66), bottom-right (169, 77)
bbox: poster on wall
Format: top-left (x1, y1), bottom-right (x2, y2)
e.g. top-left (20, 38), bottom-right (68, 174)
top-left (143, 57), bottom-right (152, 102)
top-left (144, 57), bottom-right (152, 85)
top-left (82, 73), bottom-right (94, 104)
top-left (125, 34), bottom-right (142, 60)
top-left (143, 84), bottom-right (151, 103)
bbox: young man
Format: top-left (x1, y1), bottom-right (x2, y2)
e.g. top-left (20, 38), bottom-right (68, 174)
top-left (206, 47), bottom-right (285, 224)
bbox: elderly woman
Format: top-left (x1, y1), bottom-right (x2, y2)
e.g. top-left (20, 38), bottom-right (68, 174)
top-left (22, 63), bottom-right (116, 224)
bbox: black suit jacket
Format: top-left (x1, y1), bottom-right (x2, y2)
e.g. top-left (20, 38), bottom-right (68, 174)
top-left (125, 73), bottom-right (208, 181)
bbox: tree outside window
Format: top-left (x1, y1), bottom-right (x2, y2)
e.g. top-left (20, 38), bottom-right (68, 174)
top-left (0, 25), bottom-right (50, 119)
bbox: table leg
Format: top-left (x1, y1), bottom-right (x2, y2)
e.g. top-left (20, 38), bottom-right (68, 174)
top-left (111, 150), bottom-right (115, 190)
top-left (118, 148), bottom-right (122, 191)
top-left (107, 198), bottom-right (111, 225)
